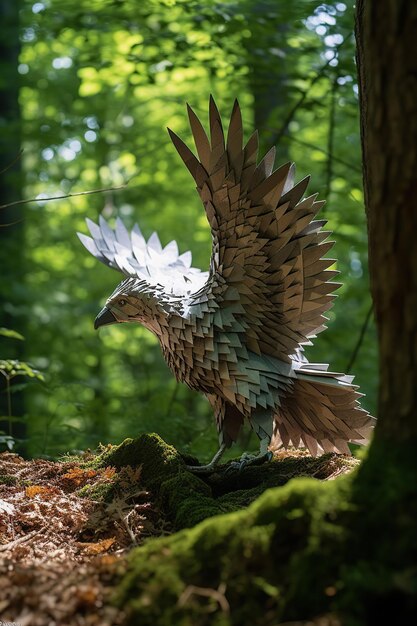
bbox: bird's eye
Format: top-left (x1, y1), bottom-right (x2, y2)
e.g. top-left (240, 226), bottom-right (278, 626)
top-left (118, 299), bottom-right (127, 307)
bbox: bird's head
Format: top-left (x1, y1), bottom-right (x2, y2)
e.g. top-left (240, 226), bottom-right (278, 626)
top-left (94, 277), bottom-right (173, 334)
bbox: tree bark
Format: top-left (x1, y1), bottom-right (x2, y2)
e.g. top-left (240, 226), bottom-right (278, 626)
top-left (356, 0), bottom-right (417, 443)
top-left (244, 2), bottom-right (290, 160)
top-left (0, 0), bottom-right (25, 443)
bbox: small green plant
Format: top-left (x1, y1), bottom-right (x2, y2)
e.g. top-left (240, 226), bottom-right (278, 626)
top-left (0, 328), bottom-right (45, 449)
top-left (0, 433), bottom-right (15, 450)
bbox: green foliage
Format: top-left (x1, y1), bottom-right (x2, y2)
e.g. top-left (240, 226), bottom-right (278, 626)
top-left (0, 359), bottom-right (44, 382)
top-left (0, 0), bottom-right (377, 458)
top-left (0, 436), bottom-right (16, 451)
top-left (0, 328), bottom-right (25, 340)
top-left (0, 330), bottom-right (44, 451)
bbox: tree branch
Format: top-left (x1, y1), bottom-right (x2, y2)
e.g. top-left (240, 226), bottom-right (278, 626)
top-left (0, 180), bottom-right (131, 211)
top-left (324, 78), bottom-right (338, 207)
top-left (266, 37), bottom-right (347, 146)
top-left (346, 303), bottom-right (373, 373)
top-left (0, 149), bottom-right (23, 175)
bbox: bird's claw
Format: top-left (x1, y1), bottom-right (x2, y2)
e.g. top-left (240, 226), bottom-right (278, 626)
top-left (224, 459), bottom-right (247, 474)
top-left (225, 450), bottom-right (273, 474)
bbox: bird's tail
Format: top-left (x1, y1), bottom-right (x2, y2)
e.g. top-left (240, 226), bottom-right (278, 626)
top-left (272, 366), bottom-right (375, 456)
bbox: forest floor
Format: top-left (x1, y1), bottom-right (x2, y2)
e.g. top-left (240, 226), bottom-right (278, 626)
top-left (0, 447), bottom-right (170, 625)
top-left (0, 437), bottom-right (358, 626)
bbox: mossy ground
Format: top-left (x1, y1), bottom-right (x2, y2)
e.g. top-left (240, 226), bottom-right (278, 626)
top-left (3, 434), bottom-right (414, 624)
top-left (91, 434), bottom-right (357, 529)
top-left (116, 474), bottom-right (351, 626)
top-left (100, 434), bottom-right (417, 625)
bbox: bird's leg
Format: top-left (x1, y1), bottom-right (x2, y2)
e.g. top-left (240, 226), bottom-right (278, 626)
top-left (226, 410), bottom-right (274, 472)
top-left (226, 435), bottom-right (273, 473)
top-left (186, 443), bottom-right (227, 473)
top-left (241, 436), bottom-right (273, 463)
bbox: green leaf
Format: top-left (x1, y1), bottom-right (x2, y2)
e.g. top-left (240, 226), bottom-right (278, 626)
top-left (0, 328), bottom-right (25, 340)
top-left (0, 435), bottom-right (16, 450)
top-left (0, 360), bottom-right (45, 381)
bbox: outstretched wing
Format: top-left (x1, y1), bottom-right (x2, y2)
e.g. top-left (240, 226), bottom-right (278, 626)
top-left (168, 97), bottom-right (340, 361)
top-left (77, 217), bottom-right (208, 296)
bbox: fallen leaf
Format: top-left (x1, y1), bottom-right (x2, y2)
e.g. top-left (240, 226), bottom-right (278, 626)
top-left (0, 499), bottom-right (15, 515)
top-left (62, 467), bottom-right (97, 486)
top-left (25, 485), bottom-right (55, 498)
top-left (76, 537), bottom-right (116, 555)
top-left (102, 466), bottom-right (116, 480)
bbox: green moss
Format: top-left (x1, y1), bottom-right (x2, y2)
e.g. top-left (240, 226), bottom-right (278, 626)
top-left (206, 453), bottom-right (356, 499)
top-left (58, 433), bottom-right (400, 624)
top-left (94, 434), bottom-right (184, 484)
top-left (216, 484), bottom-right (268, 510)
top-left (88, 435), bottom-right (357, 531)
top-left (95, 435), bottom-right (236, 528)
top-left (77, 480), bottom-right (116, 502)
top-left (336, 437), bottom-right (417, 624)
top-left (0, 473), bottom-right (18, 485)
top-left (78, 434), bottom-right (356, 533)
top-left (18, 431), bottom-right (412, 623)
top-left (114, 474), bottom-right (351, 626)
top-left (159, 472), bottom-right (222, 528)
top-left (108, 435), bottom-right (417, 624)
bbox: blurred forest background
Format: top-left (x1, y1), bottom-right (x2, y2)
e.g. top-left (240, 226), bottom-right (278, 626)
top-left (0, 0), bottom-right (376, 461)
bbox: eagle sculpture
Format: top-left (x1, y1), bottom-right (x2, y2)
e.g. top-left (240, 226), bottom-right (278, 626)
top-left (78, 97), bottom-right (375, 472)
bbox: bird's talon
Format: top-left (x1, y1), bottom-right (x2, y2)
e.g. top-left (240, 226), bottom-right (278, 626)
top-left (238, 459), bottom-right (248, 473)
top-left (224, 461), bottom-right (240, 474)
top-left (224, 451), bottom-right (273, 473)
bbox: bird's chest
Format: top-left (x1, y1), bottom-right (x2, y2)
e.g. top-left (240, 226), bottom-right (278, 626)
top-left (160, 314), bottom-right (235, 394)
top-left (161, 329), bottom-right (213, 392)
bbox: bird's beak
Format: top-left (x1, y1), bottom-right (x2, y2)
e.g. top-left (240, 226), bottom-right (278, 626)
top-left (94, 307), bottom-right (117, 330)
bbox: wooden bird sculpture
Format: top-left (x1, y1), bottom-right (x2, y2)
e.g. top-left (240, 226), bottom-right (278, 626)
top-left (78, 97), bottom-right (375, 472)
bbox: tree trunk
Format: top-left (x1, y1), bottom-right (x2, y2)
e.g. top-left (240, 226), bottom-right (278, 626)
top-left (245, 2), bottom-right (290, 160)
top-left (0, 0), bottom-right (25, 445)
top-left (356, 0), bottom-right (417, 445)
top-left (351, 8), bottom-right (417, 618)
